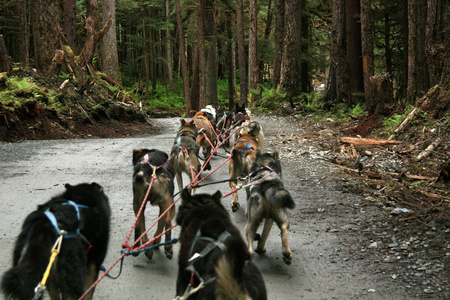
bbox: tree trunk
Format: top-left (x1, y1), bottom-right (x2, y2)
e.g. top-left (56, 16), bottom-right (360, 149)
top-left (360, 0), bottom-right (374, 111)
top-left (100, 0), bottom-right (122, 85)
top-left (345, 0), bottom-right (364, 100)
top-left (300, 0), bottom-right (310, 93)
top-left (0, 35), bottom-right (10, 72)
top-left (30, 0), bottom-right (62, 74)
top-left (330, 0), bottom-right (350, 102)
top-left (385, 14), bottom-right (393, 75)
top-left (407, 0), bottom-right (429, 103)
top-left (204, 0), bottom-right (218, 106)
top-left (12, 0), bottom-right (29, 67)
top-left (426, 0), bottom-right (447, 87)
top-left (62, 0), bottom-right (77, 54)
top-left (166, 0), bottom-right (174, 85)
top-left (236, 0), bottom-right (248, 106)
top-left (259, 0), bottom-right (272, 85)
top-left (249, 0), bottom-right (259, 103)
top-left (197, 1), bottom-right (208, 108)
top-left (191, 49), bottom-right (200, 112)
top-left (400, 0), bottom-right (409, 100)
top-left (280, 0), bottom-right (303, 107)
top-left (226, 8), bottom-right (235, 110)
top-left (273, 0), bottom-right (285, 89)
top-left (175, 0), bottom-right (192, 113)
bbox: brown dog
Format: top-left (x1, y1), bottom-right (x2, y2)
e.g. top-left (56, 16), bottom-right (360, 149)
top-left (132, 149), bottom-right (175, 260)
top-left (191, 110), bottom-right (216, 171)
top-left (169, 119), bottom-right (201, 194)
top-left (239, 120), bottom-right (264, 151)
top-left (228, 133), bottom-right (259, 212)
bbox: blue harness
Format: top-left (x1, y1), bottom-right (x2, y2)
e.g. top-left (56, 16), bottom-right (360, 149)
top-left (44, 201), bottom-right (87, 239)
top-left (243, 143), bottom-right (253, 150)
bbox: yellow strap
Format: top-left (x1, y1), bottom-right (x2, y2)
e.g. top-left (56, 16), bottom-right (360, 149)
top-left (39, 233), bottom-right (64, 287)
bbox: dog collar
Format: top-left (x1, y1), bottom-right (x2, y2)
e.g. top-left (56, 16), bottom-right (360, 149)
top-left (44, 201), bottom-right (87, 238)
top-left (185, 230), bottom-right (231, 287)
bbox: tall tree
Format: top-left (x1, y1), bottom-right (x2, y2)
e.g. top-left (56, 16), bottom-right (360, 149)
top-left (426, 0), bottom-right (448, 87)
top-left (249, 0), bottom-right (259, 102)
top-left (345, 0), bottom-right (364, 99)
top-left (273, 0), bottom-right (285, 89)
top-left (407, 0), bottom-right (429, 103)
top-left (62, 0), bottom-right (77, 53)
top-left (175, 0), bottom-right (192, 113)
top-left (197, 0), bottom-right (208, 108)
top-left (166, 0), bottom-right (174, 85)
top-left (204, 0), bottom-right (218, 106)
top-left (300, 0), bottom-right (310, 93)
top-left (325, 0), bottom-right (350, 103)
top-left (236, 0), bottom-right (248, 105)
top-left (280, 0), bottom-right (303, 107)
top-left (12, 0), bottom-right (28, 67)
top-left (225, 5), bottom-right (235, 109)
top-left (30, 0), bottom-right (62, 73)
top-left (360, 0), bottom-right (374, 112)
top-left (100, 0), bottom-right (122, 85)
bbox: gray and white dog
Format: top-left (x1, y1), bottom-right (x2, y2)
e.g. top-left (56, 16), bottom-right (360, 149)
top-left (245, 150), bottom-right (295, 265)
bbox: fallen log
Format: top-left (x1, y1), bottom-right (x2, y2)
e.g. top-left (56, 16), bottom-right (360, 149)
top-left (340, 137), bottom-right (402, 146)
top-left (385, 172), bottom-right (438, 181)
top-left (388, 108), bottom-right (418, 140)
top-left (416, 137), bottom-right (442, 161)
top-left (332, 163), bottom-right (438, 181)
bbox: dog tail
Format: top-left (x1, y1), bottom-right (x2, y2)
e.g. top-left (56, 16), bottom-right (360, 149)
top-left (2, 214), bottom-right (57, 300)
top-left (265, 186), bottom-right (296, 209)
top-left (215, 256), bottom-right (251, 300)
top-left (2, 266), bottom-right (39, 300)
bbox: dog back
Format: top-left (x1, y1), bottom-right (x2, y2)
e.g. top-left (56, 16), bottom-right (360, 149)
top-left (247, 152), bottom-right (295, 210)
top-left (1, 183), bottom-right (110, 300)
top-left (175, 189), bottom-right (267, 300)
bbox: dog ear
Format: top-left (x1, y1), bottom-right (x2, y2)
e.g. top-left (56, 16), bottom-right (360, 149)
top-left (180, 188), bottom-right (191, 205)
top-left (132, 149), bottom-right (143, 165)
top-left (64, 183), bottom-right (72, 190)
top-left (272, 149), bottom-right (280, 160)
top-left (180, 119), bottom-right (186, 125)
top-left (212, 190), bottom-right (222, 203)
top-left (91, 182), bottom-right (103, 192)
top-left (202, 111), bottom-right (208, 117)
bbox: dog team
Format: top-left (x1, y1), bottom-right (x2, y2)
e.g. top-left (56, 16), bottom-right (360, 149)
top-left (1, 104), bottom-right (295, 300)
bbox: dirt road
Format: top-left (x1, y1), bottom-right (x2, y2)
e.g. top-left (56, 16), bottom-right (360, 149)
top-left (0, 117), bottom-right (415, 299)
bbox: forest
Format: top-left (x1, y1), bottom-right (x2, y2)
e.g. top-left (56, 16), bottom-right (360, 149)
top-left (0, 0), bottom-right (448, 127)
top-left (0, 1), bottom-right (449, 297)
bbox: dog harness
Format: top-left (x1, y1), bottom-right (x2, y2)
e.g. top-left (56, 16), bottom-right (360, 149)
top-left (44, 201), bottom-right (87, 239)
top-left (186, 230), bottom-right (231, 288)
top-left (176, 131), bottom-right (197, 151)
top-left (138, 153), bottom-right (168, 171)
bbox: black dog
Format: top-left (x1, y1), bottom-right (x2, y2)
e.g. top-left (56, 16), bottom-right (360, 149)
top-left (175, 189), bottom-right (267, 300)
top-left (1, 182), bottom-right (110, 300)
top-left (245, 150), bottom-right (295, 265)
top-left (132, 149), bottom-right (175, 260)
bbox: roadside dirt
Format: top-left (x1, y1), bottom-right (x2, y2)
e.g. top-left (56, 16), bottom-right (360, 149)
top-left (0, 110), bottom-right (448, 299)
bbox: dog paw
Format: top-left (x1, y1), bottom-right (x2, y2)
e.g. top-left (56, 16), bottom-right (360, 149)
top-left (144, 249), bottom-right (154, 260)
top-left (204, 163), bottom-right (211, 171)
top-left (165, 245), bottom-right (173, 259)
top-left (165, 249), bottom-right (173, 259)
top-left (255, 246), bottom-right (266, 254)
top-left (282, 251), bottom-right (292, 265)
top-left (231, 202), bottom-right (240, 212)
